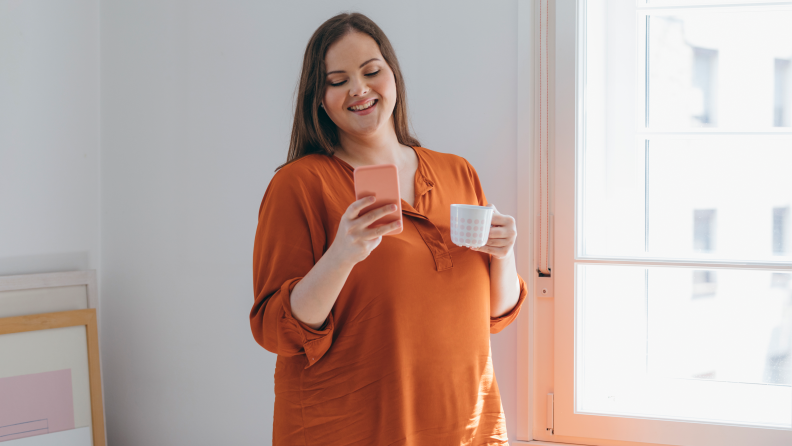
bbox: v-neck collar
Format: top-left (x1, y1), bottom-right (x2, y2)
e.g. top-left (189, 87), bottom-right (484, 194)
top-left (330, 146), bottom-right (450, 271)
top-left (332, 146), bottom-right (435, 216)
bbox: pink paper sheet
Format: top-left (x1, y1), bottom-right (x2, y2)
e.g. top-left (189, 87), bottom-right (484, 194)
top-left (0, 370), bottom-right (75, 443)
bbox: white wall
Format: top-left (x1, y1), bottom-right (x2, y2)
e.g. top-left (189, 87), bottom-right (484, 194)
top-left (0, 1), bottom-right (100, 277)
top-left (99, 1), bottom-right (521, 444)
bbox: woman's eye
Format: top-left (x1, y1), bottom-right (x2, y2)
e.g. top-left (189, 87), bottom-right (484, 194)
top-left (328, 71), bottom-right (378, 86)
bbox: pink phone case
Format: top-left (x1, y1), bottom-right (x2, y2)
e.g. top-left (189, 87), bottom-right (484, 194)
top-left (353, 164), bottom-right (403, 236)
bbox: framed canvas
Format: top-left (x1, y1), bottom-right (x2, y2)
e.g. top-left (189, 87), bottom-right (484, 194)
top-left (0, 271), bottom-right (105, 446)
top-left (0, 309), bottom-right (105, 445)
top-left (0, 271), bottom-right (97, 318)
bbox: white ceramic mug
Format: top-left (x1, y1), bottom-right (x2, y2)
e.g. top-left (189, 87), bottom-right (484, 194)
top-left (450, 204), bottom-right (494, 248)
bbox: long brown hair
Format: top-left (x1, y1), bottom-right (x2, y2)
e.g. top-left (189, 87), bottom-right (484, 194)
top-left (279, 12), bottom-right (421, 170)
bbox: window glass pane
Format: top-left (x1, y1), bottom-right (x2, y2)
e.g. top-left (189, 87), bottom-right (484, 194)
top-left (576, 0), bottom-right (792, 438)
top-left (582, 0), bottom-right (644, 258)
top-left (648, 8), bottom-right (792, 129)
top-left (647, 137), bottom-right (792, 262)
top-left (581, 136), bottom-right (792, 260)
top-left (582, 4), bottom-right (792, 260)
top-left (577, 264), bottom-right (792, 427)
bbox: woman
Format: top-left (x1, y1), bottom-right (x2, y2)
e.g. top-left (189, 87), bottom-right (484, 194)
top-left (251, 12), bottom-right (527, 445)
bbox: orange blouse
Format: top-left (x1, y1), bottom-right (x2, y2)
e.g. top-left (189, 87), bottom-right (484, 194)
top-left (251, 146), bottom-right (527, 445)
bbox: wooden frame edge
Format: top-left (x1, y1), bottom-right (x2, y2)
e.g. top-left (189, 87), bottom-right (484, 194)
top-left (0, 309), bottom-right (106, 446)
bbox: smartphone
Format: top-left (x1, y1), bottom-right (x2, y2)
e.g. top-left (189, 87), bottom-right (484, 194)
top-left (353, 164), bottom-right (403, 236)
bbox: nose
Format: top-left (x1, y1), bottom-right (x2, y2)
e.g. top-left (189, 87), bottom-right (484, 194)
top-left (349, 77), bottom-right (370, 97)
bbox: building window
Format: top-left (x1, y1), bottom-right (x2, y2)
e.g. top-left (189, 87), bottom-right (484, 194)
top-left (773, 206), bottom-right (789, 255)
top-left (692, 47), bottom-right (718, 126)
top-left (771, 272), bottom-right (791, 289)
top-left (648, 17), bottom-right (719, 128)
top-left (775, 58), bottom-right (791, 127)
top-left (693, 209), bottom-right (716, 253)
top-left (692, 270), bottom-right (717, 298)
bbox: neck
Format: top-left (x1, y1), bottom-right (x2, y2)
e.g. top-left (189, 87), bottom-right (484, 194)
top-left (335, 118), bottom-right (407, 167)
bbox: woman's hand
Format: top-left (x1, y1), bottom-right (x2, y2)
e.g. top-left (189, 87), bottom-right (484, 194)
top-left (471, 205), bottom-right (517, 260)
top-left (289, 196), bottom-right (399, 330)
top-left (326, 196), bottom-right (402, 267)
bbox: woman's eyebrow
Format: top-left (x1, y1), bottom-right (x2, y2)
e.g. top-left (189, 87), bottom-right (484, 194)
top-left (326, 58), bottom-right (380, 76)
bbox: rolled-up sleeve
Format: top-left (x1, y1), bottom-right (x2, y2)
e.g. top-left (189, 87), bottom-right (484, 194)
top-left (462, 159), bottom-right (529, 334)
top-left (490, 274), bottom-right (528, 333)
top-left (250, 166), bottom-right (333, 368)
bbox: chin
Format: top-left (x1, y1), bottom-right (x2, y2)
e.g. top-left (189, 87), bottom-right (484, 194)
top-left (348, 120), bottom-right (384, 135)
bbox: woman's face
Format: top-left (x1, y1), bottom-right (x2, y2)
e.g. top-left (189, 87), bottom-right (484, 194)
top-left (322, 32), bottom-right (397, 140)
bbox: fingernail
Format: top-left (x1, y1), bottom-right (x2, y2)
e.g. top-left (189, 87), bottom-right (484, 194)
top-left (369, 196), bottom-right (376, 202)
top-left (391, 204), bottom-right (397, 210)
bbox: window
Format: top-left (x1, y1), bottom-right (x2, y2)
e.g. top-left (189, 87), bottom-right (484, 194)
top-left (691, 47), bottom-right (718, 126)
top-left (649, 15), bottom-right (720, 128)
top-left (765, 272), bottom-right (792, 385)
top-left (693, 209), bottom-right (716, 253)
top-left (774, 206), bottom-right (790, 255)
top-left (535, 0), bottom-right (792, 444)
top-left (691, 269), bottom-right (716, 297)
top-left (776, 58), bottom-right (791, 127)
top-left (772, 272), bottom-right (791, 289)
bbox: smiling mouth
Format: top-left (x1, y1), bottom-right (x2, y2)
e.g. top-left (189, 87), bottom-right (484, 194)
top-left (348, 99), bottom-right (377, 112)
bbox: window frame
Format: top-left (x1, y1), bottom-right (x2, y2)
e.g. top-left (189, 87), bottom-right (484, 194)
top-left (516, 0), bottom-right (792, 444)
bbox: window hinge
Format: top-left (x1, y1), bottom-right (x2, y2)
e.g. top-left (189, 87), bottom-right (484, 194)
top-left (546, 393), bottom-right (554, 434)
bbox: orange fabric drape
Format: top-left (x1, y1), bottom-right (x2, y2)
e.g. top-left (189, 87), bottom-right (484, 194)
top-left (251, 146), bottom-right (527, 445)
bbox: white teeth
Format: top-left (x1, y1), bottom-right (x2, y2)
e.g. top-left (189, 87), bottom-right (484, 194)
top-left (350, 100), bottom-right (375, 111)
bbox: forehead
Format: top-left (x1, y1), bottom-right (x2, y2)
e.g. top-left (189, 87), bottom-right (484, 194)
top-left (324, 32), bottom-right (383, 71)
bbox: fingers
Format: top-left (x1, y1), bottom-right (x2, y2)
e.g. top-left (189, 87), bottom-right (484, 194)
top-left (346, 196), bottom-right (377, 219)
top-left (341, 198), bottom-right (401, 244)
top-left (481, 238), bottom-right (512, 248)
top-left (475, 209), bottom-right (517, 258)
top-left (488, 213), bottom-right (516, 241)
top-left (488, 226), bottom-right (510, 239)
top-left (362, 218), bottom-right (402, 240)
top-left (490, 212), bottom-right (514, 227)
top-left (358, 203), bottom-right (398, 227)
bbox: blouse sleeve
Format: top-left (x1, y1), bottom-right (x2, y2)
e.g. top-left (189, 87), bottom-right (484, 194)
top-left (490, 275), bottom-right (528, 333)
top-left (464, 159), bottom-right (529, 334)
top-left (249, 168), bottom-right (334, 369)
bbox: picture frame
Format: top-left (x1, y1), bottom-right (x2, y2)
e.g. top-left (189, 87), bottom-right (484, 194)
top-left (0, 271), bottom-right (97, 318)
top-left (0, 309), bottom-right (105, 446)
top-left (0, 271), bottom-right (105, 446)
